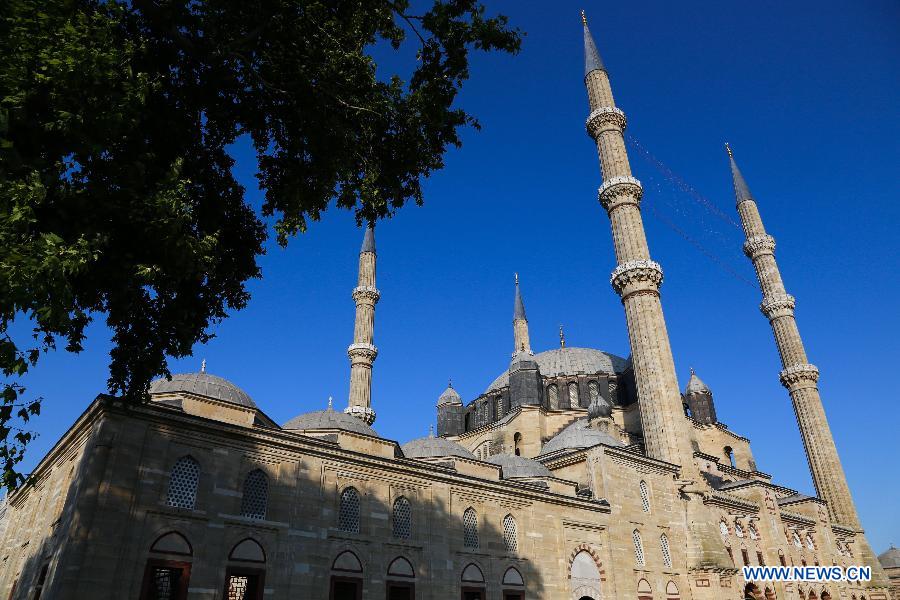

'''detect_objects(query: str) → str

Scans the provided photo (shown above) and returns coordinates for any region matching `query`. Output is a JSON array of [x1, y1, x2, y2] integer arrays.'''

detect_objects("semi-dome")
[[879, 546, 900, 568], [283, 408, 377, 437], [485, 347, 628, 394], [402, 436, 475, 460], [487, 453, 552, 479], [539, 418, 624, 456], [149, 372, 256, 408]]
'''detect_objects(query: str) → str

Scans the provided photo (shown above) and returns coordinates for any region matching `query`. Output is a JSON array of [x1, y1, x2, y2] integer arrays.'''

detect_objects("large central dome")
[[484, 347, 628, 394]]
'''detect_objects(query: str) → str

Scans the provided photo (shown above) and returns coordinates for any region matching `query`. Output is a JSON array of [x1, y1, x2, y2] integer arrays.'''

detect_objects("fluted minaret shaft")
[[728, 147, 860, 528], [513, 275, 531, 353], [346, 227, 379, 425], [582, 20, 693, 466]]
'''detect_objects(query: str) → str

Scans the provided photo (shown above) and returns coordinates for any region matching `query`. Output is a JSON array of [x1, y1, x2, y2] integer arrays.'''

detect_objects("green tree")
[[0, 0, 521, 489]]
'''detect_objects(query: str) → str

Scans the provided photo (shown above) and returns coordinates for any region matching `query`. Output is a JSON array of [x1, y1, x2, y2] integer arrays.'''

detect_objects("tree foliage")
[[0, 0, 520, 489]]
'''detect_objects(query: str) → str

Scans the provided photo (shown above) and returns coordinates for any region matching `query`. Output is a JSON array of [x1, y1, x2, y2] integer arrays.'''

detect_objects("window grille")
[[548, 384, 558, 407], [720, 521, 730, 537], [792, 531, 802, 548], [392, 496, 411, 539], [503, 515, 518, 553], [339, 487, 360, 533], [660, 533, 672, 567], [735, 522, 745, 538], [639, 480, 650, 512], [633, 529, 645, 566], [165, 456, 200, 509], [806, 533, 815, 550], [239, 469, 268, 520], [496, 396, 504, 419], [152, 567, 178, 600], [568, 382, 579, 406], [463, 508, 479, 549], [226, 575, 249, 600], [589, 381, 600, 403], [749, 523, 760, 540]]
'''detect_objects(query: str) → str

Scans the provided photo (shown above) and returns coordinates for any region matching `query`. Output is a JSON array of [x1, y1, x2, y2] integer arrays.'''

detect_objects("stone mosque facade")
[[0, 14, 893, 600]]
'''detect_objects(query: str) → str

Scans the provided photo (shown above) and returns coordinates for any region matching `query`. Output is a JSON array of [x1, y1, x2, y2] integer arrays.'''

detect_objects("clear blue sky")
[[14, 1, 899, 551]]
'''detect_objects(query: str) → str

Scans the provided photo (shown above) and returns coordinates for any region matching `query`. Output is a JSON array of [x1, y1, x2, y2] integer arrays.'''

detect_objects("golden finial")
[[581, 10, 587, 25], [559, 325, 566, 348], [725, 142, 734, 158]]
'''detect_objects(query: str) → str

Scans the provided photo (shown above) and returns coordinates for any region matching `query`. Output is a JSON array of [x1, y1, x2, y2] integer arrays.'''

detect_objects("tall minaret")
[[581, 12, 693, 466], [345, 226, 379, 425], [727, 144, 860, 527], [513, 274, 531, 353]]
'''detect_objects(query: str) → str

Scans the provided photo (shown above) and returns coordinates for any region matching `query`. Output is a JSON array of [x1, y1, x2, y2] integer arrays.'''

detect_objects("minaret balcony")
[[585, 106, 626, 138], [609, 259, 664, 296], [760, 294, 796, 319], [597, 176, 643, 212], [347, 343, 378, 363], [344, 405, 376, 425], [743, 234, 776, 258], [779, 363, 820, 387], [352, 286, 381, 304]]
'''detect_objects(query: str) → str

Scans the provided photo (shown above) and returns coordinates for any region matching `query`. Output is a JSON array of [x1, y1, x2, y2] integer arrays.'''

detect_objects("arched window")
[[331, 551, 363, 600], [792, 531, 802, 548], [239, 469, 268, 520], [749, 522, 760, 540], [660, 533, 672, 567], [568, 382, 580, 407], [683, 402, 692, 417], [588, 381, 600, 404], [633, 529, 645, 566], [666, 581, 680, 599], [392, 496, 411, 540], [724, 446, 736, 468], [461, 563, 485, 596], [639, 480, 651, 513], [503, 566, 524, 598], [720, 520, 730, 538], [638, 578, 653, 600], [805, 533, 815, 550], [513, 432, 522, 456], [548, 384, 559, 409], [165, 456, 200, 509], [140, 532, 193, 600], [571, 550, 601, 598], [735, 521, 745, 538], [503, 514, 518, 554], [463, 508, 479, 549], [338, 487, 360, 533]]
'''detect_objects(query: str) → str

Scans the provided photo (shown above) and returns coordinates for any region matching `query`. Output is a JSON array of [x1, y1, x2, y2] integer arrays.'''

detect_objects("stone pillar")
[[727, 145, 859, 528], [345, 227, 378, 425], [582, 20, 694, 467]]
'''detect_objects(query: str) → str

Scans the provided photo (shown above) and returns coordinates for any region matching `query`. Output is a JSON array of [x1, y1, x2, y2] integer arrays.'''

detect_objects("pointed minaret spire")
[[512, 274, 531, 353], [346, 225, 379, 425], [728, 144, 861, 529], [582, 11, 605, 78], [582, 13, 694, 467]]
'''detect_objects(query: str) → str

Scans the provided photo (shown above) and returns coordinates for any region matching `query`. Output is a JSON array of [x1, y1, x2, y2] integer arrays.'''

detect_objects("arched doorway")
[[331, 551, 363, 600], [139, 531, 193, 600], [386, 556, 415, 600], [570, 550, 602, 600], [461, 563, 485, 600], [224, 538, 266, 600]]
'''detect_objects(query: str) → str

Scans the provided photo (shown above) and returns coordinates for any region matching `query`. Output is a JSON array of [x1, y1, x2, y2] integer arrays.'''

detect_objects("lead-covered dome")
[[879, 546, 900, 568], [540, 418, 624, 456], [283, 408, 377, 437], [402, 436, 475, 460], [487, 453, 552, 479], [149, 372, 256, 408], [485, 347, 628, 394]]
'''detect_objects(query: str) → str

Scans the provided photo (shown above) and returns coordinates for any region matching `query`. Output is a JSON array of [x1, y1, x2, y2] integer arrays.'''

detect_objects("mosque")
[[0, 13, 894, 600]]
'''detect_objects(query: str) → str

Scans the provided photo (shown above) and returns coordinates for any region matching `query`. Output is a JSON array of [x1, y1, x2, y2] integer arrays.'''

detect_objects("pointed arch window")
[[463, 508, 479, 549], [639, 480, 651, 512], [392, 496, 411, 540], [165, 456, 200, 509], [502, 514, 518, 554], [568, 382, 580, 407], [633, 529, 645, 566], [660, 533, 672, 567], [548, 384, 559, 409], [338, 487, 360, 533], [239, 469, 268, 520], [720, 520, 730, 538]]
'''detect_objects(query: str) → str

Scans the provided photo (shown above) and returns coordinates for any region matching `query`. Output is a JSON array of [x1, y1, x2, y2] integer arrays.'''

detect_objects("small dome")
[[540, 418, 624, 456], [685, 369, 710, 395], [402, 436, 475, 460], [283, 409, 377, 436], [879, 546, 900, 568], [437, 384, 462, 406], [485, 347, 628, 394], [149, 372, 256, 408], [487, 453, 552, 479]]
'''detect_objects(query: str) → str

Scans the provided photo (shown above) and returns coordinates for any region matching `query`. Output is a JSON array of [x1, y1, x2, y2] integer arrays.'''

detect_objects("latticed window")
[[548, 384, 558, 407], [633, 529, 645, 566], [749, 523, 760, 540], [568, 382, 579, 406], [720, 521, 730, 537], [805, 533, 815, 550], [660, 533, 672, 567], [502, 514, 518, 554], [239, 469, 268, 520], [589, 381, 600, 403], [165, 456, 200, 509], [392, 496, 411, 539], [792, 531, 802, 548], [463, 508, 479, 549], [639, 480, 650, 513], [735, 522, 745, 538], [496, 396, 504, 419], [339, 487, 360, 533]]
